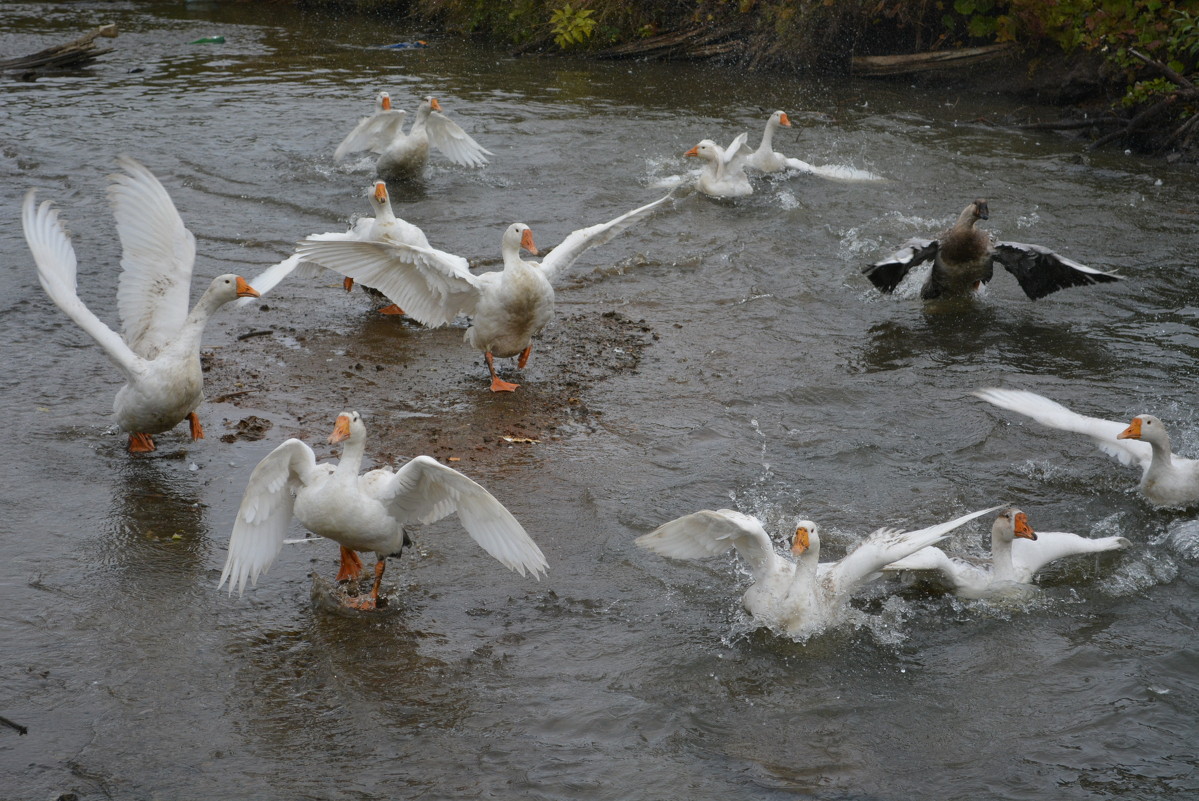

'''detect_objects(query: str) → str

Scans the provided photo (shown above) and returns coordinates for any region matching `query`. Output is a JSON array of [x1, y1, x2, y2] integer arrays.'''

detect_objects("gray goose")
[[863, 199, 1121, 300]]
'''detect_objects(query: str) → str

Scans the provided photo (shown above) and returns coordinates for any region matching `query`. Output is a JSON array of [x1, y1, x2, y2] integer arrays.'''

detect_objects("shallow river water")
[[1, 2, 1197, 799]]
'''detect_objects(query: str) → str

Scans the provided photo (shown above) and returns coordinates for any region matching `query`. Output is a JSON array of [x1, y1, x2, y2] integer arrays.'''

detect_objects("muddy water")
[[2, 2, 1197, 799]]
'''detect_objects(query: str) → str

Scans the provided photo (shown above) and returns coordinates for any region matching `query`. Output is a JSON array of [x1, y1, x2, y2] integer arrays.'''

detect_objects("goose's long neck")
[[989, 528, 1017, 583], [335, 434, 367, 479], [411, 104, 433, 133], [1147, 434, 1175, 470], [166, 286, 226, 357], [953, 205, 979, 232], [759, 118, 778, 153]]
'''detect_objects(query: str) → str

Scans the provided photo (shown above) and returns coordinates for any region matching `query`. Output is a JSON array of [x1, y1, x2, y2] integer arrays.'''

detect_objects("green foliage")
[[550, 4, 597, 49]]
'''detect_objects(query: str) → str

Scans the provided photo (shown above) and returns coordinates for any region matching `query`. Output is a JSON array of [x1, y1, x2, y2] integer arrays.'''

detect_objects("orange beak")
[[235, 276, 261, 298], [381, 95, 392, 111], [329, 414, 352, 444], [374, 181, 388, 203], [779, 112, 792, 127], [1117, 418, 1142, 440], [791, 527, 810, 556], [684, 145, 699, 158], [1013, 512, 1037, 541], [429, 97, 442, 111], [520, 227, 538, 255]]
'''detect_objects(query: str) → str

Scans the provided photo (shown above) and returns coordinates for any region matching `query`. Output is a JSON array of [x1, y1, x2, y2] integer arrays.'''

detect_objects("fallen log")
[[0, 23, 118, 73], [851, 43, 1013, 77]]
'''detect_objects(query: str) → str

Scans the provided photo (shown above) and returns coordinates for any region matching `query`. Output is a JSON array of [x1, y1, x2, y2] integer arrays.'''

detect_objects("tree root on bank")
[[1085, 48, 1199, 155]]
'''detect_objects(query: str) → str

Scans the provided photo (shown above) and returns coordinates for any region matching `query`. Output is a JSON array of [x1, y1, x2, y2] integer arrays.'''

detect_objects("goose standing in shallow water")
[[294, 192, 673, 392], [21, 156, 260, 452], [334, 93, 491, 181], [863, 199, 1121, 301], [685, 135, 754, 198], [883, 507, 1130, 598], [975, 388, 1199, 509], [220, 411, 547, 610], [636, 505, 1000, 638]]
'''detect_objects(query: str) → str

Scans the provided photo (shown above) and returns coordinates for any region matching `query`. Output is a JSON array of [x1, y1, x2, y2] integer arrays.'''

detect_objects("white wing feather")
[[538, 193, 672, 284], [1010, 530, 1130, 578], [293, 238, 482, 326], [22, 190, 144, 381], [974, 388, 1151, 469], [424, 110, 492, 168], [334, 109, 407, 160], [107, 156, 196, 360], [636, 509, 784, 582], [376, 456, 546, 578], [826, 505, 1004, 595], [220, 439, 321, 595]]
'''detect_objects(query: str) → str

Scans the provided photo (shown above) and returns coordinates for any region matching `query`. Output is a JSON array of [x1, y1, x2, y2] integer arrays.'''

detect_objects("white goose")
[[220, 411, 547, 610], [243, 181, 429, 315], [685, 134, 754, 198], [21, 156, 260, 452], [747, 110, 883, 181], [294, 192, 673, 392], [636, 505, 1000, 638], [334, 93, 491, 181], [976, 388, 1199, 509], [883, 507, 1129, 598]]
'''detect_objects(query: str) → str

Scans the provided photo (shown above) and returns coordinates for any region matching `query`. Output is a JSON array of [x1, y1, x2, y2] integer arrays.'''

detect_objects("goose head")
[[791, 520, 820, 557], [1117, 414, 1170, 448], [208, 274, 260, 303], [965, 198, 989, 224], [769, 110, 792, 129], [370, 181, 394, 216], [994, 507, 1037, 543], [501, 223, 538, 257], [377, 91, 392, 111], [684, 140, 721, 163], [419, 96, 442, 114], [328, 410, 366, 445]]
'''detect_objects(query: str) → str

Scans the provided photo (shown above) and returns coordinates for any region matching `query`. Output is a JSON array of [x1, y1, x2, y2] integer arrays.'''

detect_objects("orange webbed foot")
[[489, 376, 521, 392], [187, 411, 204, 441], [378, 304, 405, 315], [128, 432, 156, 453], [517, 345, 532, 370], [343, 277, 355, 292], [336, 546, 365, 582]]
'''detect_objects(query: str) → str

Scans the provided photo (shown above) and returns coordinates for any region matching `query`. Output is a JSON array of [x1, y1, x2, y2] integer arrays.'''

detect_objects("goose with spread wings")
[[21, 156, 260, 452], [684, 134, 754, 198], [746, 110, 883, 182], [294, 192, 673, 391], [863, 199, 1121, 301], [242, 180, 428, 316], [636, 505, 1001, 638], [882, 507, 1129, 598], [334, 92, 491, 181], [975, 388, 1199, 508], [220, 411, 547, 610]]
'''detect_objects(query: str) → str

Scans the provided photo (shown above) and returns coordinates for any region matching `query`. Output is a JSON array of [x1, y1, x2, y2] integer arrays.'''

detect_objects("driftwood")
[[851, 43, 1013, 77], [0, 23, 118, 73]]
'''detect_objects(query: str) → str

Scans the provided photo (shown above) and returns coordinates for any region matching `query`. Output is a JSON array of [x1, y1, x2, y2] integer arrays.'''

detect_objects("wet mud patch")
[[203, 310, 656, 469]]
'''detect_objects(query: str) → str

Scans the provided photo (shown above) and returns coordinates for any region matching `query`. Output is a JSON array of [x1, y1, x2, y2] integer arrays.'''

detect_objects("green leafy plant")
[[550, 4, 597, 49]]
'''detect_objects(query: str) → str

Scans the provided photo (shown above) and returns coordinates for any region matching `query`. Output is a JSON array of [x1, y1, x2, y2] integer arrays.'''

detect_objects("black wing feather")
[[993, 241, 1121, 300], [863, 238, 940, 293]]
